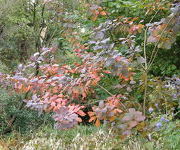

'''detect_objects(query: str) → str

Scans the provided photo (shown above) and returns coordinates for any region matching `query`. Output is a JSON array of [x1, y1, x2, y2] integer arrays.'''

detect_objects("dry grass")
[[0, 126, 148, 150]]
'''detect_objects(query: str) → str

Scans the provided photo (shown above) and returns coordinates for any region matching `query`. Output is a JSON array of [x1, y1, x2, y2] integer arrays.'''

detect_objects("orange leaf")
[[53, 106, 59, 112], [98, 7, 103, 11], [95, 119, 101, 127], [114, 109, 123, 114], [77, 117, 82, 122], [88, 111, 95, 117], [100, 11, 107, 16], [92, 16, 97, 21], [89, 116, 96, 122], [109, 116, 116, 122]]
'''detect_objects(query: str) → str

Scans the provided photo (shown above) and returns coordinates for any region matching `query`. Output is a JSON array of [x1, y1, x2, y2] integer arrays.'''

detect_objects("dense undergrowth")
[[0, 0, 179, 149]]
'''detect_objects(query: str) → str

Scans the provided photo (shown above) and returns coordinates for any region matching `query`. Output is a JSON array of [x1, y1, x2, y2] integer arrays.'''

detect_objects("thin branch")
[[143, 29, 148, 70], [142, 8, 160, 70], [147, 16, 175, 70], [96, 83, 127, 110], [142, 8, 169, 116], [143, 72, 148, 116], [97, 83, 113, 96]]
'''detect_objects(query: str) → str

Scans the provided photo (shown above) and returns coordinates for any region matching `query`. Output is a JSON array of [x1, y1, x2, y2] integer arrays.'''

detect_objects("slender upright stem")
[[143, 72, 148, 116], [143, 25, 148, 116]]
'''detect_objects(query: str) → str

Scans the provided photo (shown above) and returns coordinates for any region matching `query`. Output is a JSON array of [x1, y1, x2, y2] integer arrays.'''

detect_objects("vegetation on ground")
[[0, 0, 179, 149]]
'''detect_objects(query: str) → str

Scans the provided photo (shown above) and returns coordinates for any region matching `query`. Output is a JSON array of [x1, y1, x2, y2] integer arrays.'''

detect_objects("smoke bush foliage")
[[0, 0, 179, 143]]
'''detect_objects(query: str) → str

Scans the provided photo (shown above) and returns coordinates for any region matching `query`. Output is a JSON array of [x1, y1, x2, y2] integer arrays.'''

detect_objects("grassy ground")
[[1, 124, 178, 150], [0, 125, 145, 150]]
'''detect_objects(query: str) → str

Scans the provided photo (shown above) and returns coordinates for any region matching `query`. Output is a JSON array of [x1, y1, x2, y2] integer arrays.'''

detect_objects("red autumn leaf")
[[77, 110, 86, 116], [103, 70, 111, 74], [77, 117, 82, 122], [51, 102, 56, 107]]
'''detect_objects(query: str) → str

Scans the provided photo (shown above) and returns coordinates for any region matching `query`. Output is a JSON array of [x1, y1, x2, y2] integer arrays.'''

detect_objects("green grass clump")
[[1, 124, 179, 150]]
